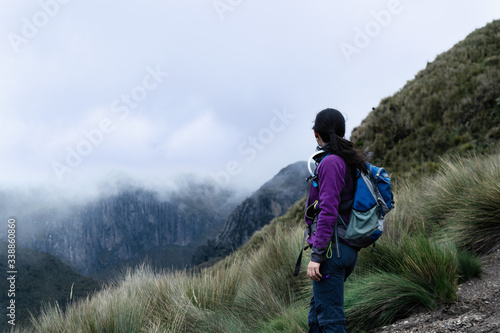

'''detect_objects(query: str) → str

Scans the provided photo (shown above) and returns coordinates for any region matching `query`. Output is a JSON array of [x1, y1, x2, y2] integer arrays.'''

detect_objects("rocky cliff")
[[192, 161, 309, 265], [13, 183, 235, 277]]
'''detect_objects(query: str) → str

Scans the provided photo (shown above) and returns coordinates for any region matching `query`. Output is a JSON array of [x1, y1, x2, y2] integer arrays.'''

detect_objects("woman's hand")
[[307, 261, 322, 281]]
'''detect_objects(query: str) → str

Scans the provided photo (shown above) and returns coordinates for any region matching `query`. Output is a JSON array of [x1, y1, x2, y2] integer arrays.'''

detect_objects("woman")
[[305, 108, 367, 333]]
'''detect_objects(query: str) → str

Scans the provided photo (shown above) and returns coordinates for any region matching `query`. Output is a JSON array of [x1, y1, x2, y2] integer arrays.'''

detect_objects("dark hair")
[[312, 108, 368, 177]]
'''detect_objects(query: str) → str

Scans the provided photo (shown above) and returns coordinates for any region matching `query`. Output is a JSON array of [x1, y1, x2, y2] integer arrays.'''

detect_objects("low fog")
[[0, 170, 249, 242]]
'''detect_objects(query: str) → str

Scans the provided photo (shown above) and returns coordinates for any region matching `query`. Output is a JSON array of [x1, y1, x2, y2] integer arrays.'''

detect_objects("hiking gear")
[[337, 163, 393, 249], [294, 152, 353, 276], [294, 152, 393, 276]]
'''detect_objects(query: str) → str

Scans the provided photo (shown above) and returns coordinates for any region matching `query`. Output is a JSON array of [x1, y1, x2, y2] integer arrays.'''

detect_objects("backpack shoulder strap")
[[338, 165, 356, 214]]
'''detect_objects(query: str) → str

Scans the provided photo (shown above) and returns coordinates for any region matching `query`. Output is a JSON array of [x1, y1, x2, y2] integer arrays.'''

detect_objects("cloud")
[[0, 0, 499, 192], [163, 111, 234, 162]]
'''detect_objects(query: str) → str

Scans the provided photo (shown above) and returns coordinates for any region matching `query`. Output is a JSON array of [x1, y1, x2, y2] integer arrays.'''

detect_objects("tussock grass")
[[423, 154, 500, 254], [233, 226, 309, 325], [345, 272, 436, 332], [29, 265, 155, 333], [399, 236, 458, 302], [21, 221, 310, 333], [184, 256, 243, 311], [256, 303, 309, 333], [457, 250, 482, 283], [381, 180, 429, 240], [368, 235, 458, 302]]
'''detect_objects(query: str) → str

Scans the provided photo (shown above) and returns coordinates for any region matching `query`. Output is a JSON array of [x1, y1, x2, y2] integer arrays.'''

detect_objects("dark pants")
[[308, 241, 358, 333]]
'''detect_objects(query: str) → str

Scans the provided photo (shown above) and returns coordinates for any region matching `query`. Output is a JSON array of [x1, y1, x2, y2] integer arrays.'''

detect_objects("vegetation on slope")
[[15, 152, 498, 332], [351, 20, 500, 179], [0, 244, 102, 332]]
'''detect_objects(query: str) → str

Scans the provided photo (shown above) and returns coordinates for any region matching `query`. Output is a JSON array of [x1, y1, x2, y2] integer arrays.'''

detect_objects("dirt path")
[[376, 249, 500, 333]]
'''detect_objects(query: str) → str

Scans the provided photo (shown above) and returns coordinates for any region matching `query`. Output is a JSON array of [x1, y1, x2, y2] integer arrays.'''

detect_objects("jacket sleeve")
[[310, 155, 346, 263]]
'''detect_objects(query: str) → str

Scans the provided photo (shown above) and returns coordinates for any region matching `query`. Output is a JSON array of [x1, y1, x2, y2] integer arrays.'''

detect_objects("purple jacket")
[[305, 154, 355, 262]]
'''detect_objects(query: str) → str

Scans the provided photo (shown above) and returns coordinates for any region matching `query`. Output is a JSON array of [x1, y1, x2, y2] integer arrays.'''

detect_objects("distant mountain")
[[4, 181, 237, 279], [351, 20, 500, 179], [0, 242, 102, 332], [192, 161, 309, 266]]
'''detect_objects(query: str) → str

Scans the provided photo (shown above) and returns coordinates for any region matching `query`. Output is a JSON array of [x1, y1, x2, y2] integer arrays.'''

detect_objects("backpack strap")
[[293, 152, 329, 277], [294, 174, 315, 277], [334, 165, 357, 258], [337, 166, 357, 229], [293, 227, 309, 276], [293, 220, 316, 276]]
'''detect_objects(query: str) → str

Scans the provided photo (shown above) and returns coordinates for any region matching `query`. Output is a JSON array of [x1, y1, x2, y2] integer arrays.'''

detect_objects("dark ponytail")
[[313, 108, 368, 179]]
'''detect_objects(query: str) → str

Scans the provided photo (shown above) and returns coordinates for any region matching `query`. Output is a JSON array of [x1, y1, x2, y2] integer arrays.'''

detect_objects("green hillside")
[[0, 243, 102, 331], [351, 20, 500, 179]]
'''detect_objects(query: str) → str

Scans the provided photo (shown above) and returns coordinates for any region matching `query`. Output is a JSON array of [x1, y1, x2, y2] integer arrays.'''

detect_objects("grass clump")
[[457, 250, 483, 283], [345, 272, 436, 332], [371, 235, 458, 302], [256, 303, 308, 333], [231, 225, 309, 326], [423, 154, 500, 254], [184, 256, 242, 311]]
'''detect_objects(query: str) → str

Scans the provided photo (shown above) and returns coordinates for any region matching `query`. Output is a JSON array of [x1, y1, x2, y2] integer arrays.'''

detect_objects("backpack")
[[337, 163, 394, 249], [292, 151, 394, 276]]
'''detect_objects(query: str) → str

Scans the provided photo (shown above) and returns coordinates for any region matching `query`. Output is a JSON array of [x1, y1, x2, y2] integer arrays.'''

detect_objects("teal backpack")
[[337, 162, 394, 249]]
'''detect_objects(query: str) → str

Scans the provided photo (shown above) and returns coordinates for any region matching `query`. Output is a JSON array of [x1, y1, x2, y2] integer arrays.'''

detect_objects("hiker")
[[306, 108, 367, 333]]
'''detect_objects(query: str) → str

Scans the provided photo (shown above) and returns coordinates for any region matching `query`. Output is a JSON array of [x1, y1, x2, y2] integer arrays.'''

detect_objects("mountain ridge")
[[192, 161, 309, 266]]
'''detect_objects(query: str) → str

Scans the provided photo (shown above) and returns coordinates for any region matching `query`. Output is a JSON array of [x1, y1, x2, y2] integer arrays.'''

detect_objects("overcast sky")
[[1, 0, 499, 196]]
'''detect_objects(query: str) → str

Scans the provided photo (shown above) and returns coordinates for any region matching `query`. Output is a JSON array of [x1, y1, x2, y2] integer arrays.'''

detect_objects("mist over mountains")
[[0, 176, 240, 278], [0, 161, 309, 280]]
